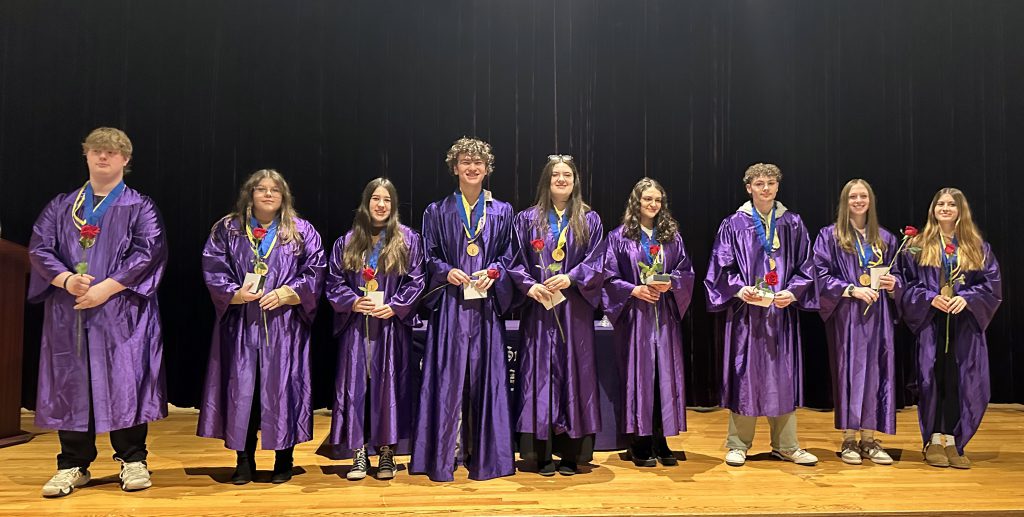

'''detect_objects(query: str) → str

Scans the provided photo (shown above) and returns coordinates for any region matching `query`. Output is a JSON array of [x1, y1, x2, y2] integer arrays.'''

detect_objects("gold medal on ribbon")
[[941, 285, 954, 297], [859, 273, 871, 286], [253, 262, 269, 275], [551, 248, 565, 262], [466, 242, 480, 257], [366, 279, 378, 292], [768, 256, 776, 270]]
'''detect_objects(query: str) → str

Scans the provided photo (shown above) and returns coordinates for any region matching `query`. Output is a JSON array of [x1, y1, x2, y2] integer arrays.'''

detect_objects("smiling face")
[[847, 182, 870, 218], [933, 193, 959, 227], [454, 153, 488, 189], [745, 175, 779, 207], [252, 177, 283, 217], [368, 185, 392, 226], [639, 186, 662, 224], [549, 162, 575, 202]]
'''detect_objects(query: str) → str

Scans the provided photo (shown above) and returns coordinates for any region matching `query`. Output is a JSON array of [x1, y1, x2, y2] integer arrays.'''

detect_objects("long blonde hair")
[[910, 187, 985, 271], [341, 178, 409, 275], [219, 169, 305, 253], [833, 179, 886, 254]]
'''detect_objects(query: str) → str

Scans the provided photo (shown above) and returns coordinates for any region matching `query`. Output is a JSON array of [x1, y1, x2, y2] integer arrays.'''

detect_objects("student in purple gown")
[[410, 138, 516, 482], [603, 178, 695, 467], [704, 163, 819, 467], [898, 188, 1001, 469], [812, 179, 898, 465], [29, 127, 167, 497], [326, 177, 426, 481], [508, 155, 604, 476], [198, 169, 325, 484]]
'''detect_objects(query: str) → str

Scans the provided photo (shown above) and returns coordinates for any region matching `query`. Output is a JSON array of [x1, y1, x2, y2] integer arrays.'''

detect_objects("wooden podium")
[[0, 239, 32, 447]]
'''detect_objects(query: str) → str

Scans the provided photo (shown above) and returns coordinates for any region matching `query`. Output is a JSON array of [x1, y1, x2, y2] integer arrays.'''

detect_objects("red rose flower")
[[531, 239, 545, 252], [80, 224, 100, 239], [252, 227, 268, 240], [903, 225, 918, 237], [649, 244, 661, 256], [944, 243, 956, 255], [487, 268, 500, 280], [362, 267, 375, 282], [764, 270, 779, 286]]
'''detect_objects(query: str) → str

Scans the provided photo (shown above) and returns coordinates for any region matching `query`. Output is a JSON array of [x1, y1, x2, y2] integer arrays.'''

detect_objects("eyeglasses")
[[254, 186, 283, 196], [547, 154, 573, 163]]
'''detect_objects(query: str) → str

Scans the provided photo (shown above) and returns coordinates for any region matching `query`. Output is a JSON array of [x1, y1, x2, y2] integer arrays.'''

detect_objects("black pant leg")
[[57, 429, 98, 470], [110, 423, 149, 463], [934, 315, 962, 436], [533, 433, 553, 464]]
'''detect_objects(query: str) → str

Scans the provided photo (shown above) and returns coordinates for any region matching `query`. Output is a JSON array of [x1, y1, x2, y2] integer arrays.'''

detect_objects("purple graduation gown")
[[897, 242, 1001, 453], [603, 226, 695, 437], [507, 208, 605, 439], [410, 192, 516, 482], [326, 225, 426, 451], [198, 217, 325, 450], [703, 203, 818, 417], [813, 225, 899, 434], [28, 186, 168, 433]]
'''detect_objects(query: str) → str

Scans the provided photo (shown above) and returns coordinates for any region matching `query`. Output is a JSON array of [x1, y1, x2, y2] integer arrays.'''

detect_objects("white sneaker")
[[118, 460, 152, 491], [725, 448, 747, 466], [41, 467, 90, 498], [859, 439, 893, 465], [771, 448, 818, 465], [840, 439, 862, 465]]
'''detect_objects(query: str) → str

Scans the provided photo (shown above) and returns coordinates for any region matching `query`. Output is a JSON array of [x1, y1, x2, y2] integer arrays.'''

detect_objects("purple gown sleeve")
[[325, 234, 360, 335], [388, 229, 427, 325], [27, 196, 70, 303], [704, 218, 745, 312], [508, 210, 540, 297], [107, 197, 167, 298], [601, 230, 636, 326], [488, 207, 516, 316], [565, 211, 606, 309], [813, 227, 847, 322], [784, 215, 818, 310], [896, 251, 937, 334], [283, 221, 326, 324], [201, 221, 242, 316], [668, 237, 695, 320], [957, 243, 1002, 331]]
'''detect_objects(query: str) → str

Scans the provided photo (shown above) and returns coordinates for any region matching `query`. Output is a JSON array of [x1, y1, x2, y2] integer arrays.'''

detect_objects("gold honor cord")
[[70, 182, 117, 230], [245, 223, 279, 274], [551, 208, 569, 262]]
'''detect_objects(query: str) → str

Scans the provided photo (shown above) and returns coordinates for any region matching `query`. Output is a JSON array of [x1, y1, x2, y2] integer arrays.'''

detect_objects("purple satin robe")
[[410, 192, 516, 482], [28, 186, 168, 433], [897, 242, 1001, 453], [197, 217, 325, 450], [325, 225, 426, 451], [703, 204, 818, 417], [813, 225, 899, 434], [603, 226, 695, 437], [507, 208, 605, 439]]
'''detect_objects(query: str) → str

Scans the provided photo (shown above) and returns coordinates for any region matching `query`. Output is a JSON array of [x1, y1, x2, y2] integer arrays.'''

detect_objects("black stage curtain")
[[1, 1, 1019, 412]]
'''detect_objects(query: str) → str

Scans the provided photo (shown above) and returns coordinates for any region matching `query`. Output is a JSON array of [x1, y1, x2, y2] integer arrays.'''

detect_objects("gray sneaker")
[[840, 438, 862, 465], [118, 460, 152, 492], [859, 439, 893, 465], [41, 467, 90, 498]]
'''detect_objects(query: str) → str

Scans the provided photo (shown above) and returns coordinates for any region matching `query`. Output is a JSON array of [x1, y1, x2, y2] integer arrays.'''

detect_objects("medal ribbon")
[[750, 203, 777, 266], [71, 180, 127, 229], [639, 227, 660, 266], [853, 232, 883, 269], [365, 231, 386, 273], [548, 208, 569, 254], [939, 234, 960, 280], [246, 217, 280, 259], [456, 191, 486, 242]]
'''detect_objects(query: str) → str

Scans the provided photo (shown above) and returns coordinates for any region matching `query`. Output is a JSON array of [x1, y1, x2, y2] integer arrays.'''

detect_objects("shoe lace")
[[120, 461, 148, 480], [378, 446, 396, 470], [353, 448, 369, 470], [50, 468, 80, 484]]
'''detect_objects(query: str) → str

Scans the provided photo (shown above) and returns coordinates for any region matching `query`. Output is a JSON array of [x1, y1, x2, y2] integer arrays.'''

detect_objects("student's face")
[[745, 175, 779, 205], [933, 193, 959, 226], [847, 183, 870, 218], [549, 162, 575, 201], [454, 153, 488, 187], [252, 178, 283, 215], [639, 187, 662, 222], [85, 148, 129, 180], [368, 186, 392, 226]]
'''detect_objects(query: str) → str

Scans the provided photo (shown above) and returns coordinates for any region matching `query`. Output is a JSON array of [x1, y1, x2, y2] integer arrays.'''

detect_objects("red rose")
[[764, 271, 779, 286], [903, 225, 918, 237], [487, 268, 500, 280], [80, 224, 100, 239], [650, 245, 661, 256], [531, 239, 545, 252], [944, 243, 956, 255], [362, 267, 375, 282], [252, 227, 268, 240]]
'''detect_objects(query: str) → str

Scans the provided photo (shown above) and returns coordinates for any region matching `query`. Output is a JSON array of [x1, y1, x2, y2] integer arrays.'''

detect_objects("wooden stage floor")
[[1, 405, 1022, 516]]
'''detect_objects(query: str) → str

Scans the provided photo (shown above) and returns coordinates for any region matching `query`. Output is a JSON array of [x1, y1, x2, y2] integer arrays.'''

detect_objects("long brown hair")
[[530, 157, 591, 247], [621, 177, 679, 242], [910, 187, 985, 271], [219, 169, 304, 252], [833, 178, 886, 254], [342, 178, 409, 275]]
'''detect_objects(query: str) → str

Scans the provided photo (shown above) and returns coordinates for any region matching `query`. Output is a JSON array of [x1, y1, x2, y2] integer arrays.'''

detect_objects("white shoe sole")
[[347, 471, 368, 481], [42, 473, 90, 498], [376, 469, 395, 480], [771, 451, 817, 466]]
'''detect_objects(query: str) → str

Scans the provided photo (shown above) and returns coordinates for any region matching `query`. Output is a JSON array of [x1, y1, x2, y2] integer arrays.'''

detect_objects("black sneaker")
[[557, 461, 577, 476], [347, 447, 369, 481], [538, 460, 557, 477], [654, 437, 678, 466], [376, 445, 396, 480]]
